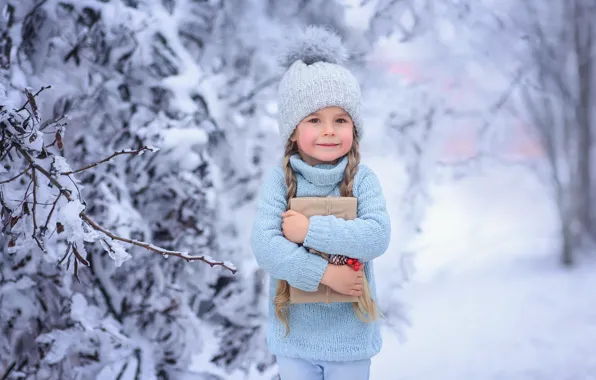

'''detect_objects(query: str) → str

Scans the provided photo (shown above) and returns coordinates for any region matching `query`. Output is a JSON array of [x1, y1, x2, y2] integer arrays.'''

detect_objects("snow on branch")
[[0, 85, 237, 274]]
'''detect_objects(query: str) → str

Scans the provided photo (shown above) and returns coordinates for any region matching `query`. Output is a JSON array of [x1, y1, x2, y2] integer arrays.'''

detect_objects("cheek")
[[340, 129, 354, 147], [297, 128, 318, 145]]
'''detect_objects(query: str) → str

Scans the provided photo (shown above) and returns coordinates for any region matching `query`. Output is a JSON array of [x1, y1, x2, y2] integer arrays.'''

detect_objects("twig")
[[43, 193, 62, 231], [134, 348, 142, 380], [0, 360, 16, 380], [89, 252, 123, 323], [74, 256, 80, 283], [72, 245, 89, 266], [14, 145, 237, 274], [58, 244, 72, 265], [82, 214, 237, 273], [0, 165, 31, 185], [31, 166, 38, 233], [31, 166, 44, 251], [61, 146, 158, 175], [115, 362, 129, 380], [15, 86, 51, 113], [11, 179, 33, 220], [229, 76, 280, 108]]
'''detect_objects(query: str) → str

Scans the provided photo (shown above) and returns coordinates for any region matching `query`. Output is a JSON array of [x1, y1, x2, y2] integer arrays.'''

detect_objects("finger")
[[284, 210, 297, 216]]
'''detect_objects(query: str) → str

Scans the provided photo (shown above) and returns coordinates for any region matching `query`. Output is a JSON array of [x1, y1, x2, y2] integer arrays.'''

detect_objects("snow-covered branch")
[[61, 146, 160, 175], [1, 85, 237, 274]]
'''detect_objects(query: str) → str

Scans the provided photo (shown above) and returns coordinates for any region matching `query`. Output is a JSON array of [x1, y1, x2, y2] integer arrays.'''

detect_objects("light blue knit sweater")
[[251, 154, 391, 362]]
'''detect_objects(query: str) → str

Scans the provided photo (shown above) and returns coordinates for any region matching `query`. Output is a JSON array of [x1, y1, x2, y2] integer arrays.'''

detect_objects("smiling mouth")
[[317, 143, 339, 147]]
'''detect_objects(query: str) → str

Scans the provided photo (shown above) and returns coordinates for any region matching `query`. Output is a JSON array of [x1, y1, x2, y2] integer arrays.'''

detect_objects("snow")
[[373, 258, 596, 380], [368, 163, 596, 380], [100, 238, 132, 267]]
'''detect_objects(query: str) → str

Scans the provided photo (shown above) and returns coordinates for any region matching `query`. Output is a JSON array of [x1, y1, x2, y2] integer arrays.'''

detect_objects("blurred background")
[[1, 0, 595, 379]]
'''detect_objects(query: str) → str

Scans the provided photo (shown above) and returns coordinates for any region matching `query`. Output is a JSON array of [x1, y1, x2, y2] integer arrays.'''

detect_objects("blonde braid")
[[339, 134, 379, 322], [274, 139, 298, 336], [339, 136, 360, 197]]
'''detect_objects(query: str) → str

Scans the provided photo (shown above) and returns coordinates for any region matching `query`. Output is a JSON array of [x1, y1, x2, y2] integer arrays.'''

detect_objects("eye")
[[308, 118, 320, 123], [336, 118, 349, 124]]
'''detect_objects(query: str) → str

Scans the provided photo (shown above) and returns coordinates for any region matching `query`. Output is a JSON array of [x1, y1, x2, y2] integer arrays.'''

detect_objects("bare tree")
[[515, 0, 595, 265], [428, 0, 595, 266]]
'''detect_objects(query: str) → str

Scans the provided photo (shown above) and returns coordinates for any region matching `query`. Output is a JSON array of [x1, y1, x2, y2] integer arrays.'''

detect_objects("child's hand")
[[320, 264, 364, 297], [281, 210, 309, 244]]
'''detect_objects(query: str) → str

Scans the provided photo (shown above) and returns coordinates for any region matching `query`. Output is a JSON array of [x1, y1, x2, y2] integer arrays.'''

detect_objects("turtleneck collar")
[[289, 154, 347, 187]]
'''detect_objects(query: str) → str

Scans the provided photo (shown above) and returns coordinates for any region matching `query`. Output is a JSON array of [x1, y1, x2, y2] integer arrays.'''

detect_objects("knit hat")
[[276, 26, 363, 143]]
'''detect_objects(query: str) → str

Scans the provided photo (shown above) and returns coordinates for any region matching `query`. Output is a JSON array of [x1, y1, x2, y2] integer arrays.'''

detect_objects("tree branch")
[[0, 165, 32, 185], [83, 214, 237, 273], [14, 145, 237, 274], [43, 193, 62, 232], [31, 166, 44, 251], [229, 76, 280, 108], [15, 86, 51, 113], [31, 167, 38, 233], [61, 146, 159, 175], [0, 360, 16, 380]]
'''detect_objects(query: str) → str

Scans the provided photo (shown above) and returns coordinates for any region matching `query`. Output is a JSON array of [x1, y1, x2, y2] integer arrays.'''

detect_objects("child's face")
[[291, 106, 354, 166]]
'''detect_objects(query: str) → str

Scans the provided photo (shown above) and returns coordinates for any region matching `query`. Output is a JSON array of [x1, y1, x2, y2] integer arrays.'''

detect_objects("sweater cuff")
[[304, 215, 332, 253], [293, 253, 329, 292]]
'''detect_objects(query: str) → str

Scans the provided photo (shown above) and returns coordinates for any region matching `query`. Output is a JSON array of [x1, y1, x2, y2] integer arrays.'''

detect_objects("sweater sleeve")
[[303, 165, 391, 262], [251, 167, 329, 292]]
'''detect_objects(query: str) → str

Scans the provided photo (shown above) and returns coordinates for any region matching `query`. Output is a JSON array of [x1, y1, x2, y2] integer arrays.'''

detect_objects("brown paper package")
[[288, 196, 365, 304]]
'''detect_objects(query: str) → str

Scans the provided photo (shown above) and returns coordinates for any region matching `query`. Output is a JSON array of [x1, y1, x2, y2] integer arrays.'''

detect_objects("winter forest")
[[1, 0, 595, 379]]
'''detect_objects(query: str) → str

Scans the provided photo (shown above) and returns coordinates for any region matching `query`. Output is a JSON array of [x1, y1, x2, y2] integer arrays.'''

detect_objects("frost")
[[99, 239, 132, 267], [57, 200, 86, 243], [52, 155, 73, 174], [222, 261, 237, 272]]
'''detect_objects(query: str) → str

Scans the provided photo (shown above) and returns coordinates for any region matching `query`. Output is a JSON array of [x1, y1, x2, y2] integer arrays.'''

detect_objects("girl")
[[251, 26, 391, 380]]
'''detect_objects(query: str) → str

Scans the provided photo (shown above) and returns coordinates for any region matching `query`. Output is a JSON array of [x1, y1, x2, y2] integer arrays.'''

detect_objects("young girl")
[[251, 26, 391, 380]]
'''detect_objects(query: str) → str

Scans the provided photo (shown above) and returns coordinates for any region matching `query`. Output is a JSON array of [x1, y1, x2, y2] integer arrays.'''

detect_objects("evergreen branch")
[[61, 146, 159, 175]]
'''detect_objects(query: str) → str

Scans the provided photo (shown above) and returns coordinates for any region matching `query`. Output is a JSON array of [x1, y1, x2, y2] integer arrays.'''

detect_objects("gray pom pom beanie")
[[276, 26, 363, 143]]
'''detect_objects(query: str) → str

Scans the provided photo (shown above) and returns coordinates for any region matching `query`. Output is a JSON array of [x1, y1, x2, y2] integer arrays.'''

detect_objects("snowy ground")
[[372, 253, 596, 380], [372, 164, 596, 380]]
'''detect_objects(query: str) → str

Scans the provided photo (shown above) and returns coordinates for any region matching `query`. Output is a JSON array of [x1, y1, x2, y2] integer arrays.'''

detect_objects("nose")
[[321, 122, 335, 135]]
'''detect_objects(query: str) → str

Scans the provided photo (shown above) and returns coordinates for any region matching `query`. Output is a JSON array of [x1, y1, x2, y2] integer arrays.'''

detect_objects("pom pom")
[[278, 25, 348, 69]]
